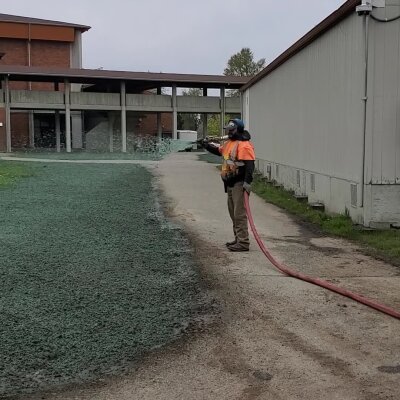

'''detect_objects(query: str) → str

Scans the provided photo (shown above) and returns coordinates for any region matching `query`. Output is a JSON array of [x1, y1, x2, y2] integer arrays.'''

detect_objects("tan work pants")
[[227, 182, 250, 248]]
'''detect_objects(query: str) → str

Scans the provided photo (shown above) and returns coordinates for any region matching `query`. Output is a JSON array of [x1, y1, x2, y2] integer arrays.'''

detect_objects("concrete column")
[[71, 112, 83, 149], [157, 113, 162, 139], [65, 79, 71, 153], [28, 111, 35, 148], [108, 112, 115, 152], [157, 87, 162, 139], [121, 81, 127, 152], [220, 87, 225, 136], [54, 82, 61, 153], [202, 88, 208, 139], [55, 111, 61, 152], [172, 84, 177, 140], [4, 77, 11, 153]]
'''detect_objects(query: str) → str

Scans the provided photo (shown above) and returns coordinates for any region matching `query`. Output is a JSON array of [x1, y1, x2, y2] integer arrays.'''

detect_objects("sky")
[[3, 0, 347, 75]]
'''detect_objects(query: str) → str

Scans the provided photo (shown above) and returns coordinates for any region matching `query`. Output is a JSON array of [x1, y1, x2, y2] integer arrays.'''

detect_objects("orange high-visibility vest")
[[219, 140, 255, 180]]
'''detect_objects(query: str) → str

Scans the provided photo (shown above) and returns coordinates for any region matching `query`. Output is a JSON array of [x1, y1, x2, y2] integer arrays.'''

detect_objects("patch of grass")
[[0, 161, 34, 187], [322, 215, 354, 237], [356, 229, 400, 261], [252, 175, 400, 265]]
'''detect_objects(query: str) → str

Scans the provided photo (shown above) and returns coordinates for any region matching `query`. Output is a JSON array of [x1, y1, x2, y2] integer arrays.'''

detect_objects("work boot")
[[227, 243, 249, 252], [225, 239, 237, 247]]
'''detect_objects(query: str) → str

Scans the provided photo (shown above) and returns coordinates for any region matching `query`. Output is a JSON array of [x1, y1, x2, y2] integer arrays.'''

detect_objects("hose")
[[244, 192, 400, 320]]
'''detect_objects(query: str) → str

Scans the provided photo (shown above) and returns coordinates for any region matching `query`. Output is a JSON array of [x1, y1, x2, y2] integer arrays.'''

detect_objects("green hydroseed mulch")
[[8, 150, 158, 160], [7, 140, 193, 161], [0, 161, 207, 397], [197, 153, 221, 164], [0, 162, 33, 187]]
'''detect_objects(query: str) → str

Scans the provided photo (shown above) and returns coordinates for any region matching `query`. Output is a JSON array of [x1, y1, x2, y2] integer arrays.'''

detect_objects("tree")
[[206, 115, 220, 136], [224, 47, 265, 77], [148, 87, 167, 95], [224, 47, 265, 97], [206, 114, 239, 137], [182, 88, 202, 97], [178, 88, 202, 131]]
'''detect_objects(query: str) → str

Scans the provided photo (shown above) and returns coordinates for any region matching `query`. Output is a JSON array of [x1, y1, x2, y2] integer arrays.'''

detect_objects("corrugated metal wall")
[[246, 1, 400, 226], [248, 13, 366, 180], [363, 0, 400, 226], [366, 1, 400, 185], [247, 13, 365, 218]]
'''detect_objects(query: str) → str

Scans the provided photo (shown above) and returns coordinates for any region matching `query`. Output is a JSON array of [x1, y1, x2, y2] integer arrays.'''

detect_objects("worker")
[[201, 118, 255, 252]]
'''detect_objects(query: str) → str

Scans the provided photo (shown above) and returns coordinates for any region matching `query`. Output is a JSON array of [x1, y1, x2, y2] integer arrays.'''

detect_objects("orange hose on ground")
[[244, 192, 400, 320]]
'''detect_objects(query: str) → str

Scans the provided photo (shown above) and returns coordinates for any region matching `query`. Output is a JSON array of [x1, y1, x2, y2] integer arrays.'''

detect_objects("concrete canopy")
[[0, 65, 249, 92]]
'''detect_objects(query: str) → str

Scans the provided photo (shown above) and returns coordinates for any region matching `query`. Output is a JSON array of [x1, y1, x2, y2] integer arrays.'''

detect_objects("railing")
[[226, 97, 241, 113], [70, 92, 120, 107], [177, 96, 221, 112], [6, 90, 242, 113], [10, 90, 64, 106], [126, 94, 172, 110]]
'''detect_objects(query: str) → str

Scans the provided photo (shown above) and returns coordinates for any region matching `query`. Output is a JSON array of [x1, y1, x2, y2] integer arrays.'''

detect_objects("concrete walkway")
[[29, 152, 400, 400]]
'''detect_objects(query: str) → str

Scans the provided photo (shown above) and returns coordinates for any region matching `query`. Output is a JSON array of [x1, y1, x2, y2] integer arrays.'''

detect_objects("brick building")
[[0, 13, 175, 151], [0, 13, 90, 149], [0, 14, 244, 152]]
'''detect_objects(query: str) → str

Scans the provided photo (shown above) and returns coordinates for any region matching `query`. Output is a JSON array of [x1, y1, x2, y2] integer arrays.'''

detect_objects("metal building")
[[242, 0, 400, 228]]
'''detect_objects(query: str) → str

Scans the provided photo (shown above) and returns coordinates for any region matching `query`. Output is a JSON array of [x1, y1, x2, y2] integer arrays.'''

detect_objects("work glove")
[[196, 137, 208, 148], [243, 182, 252, 194]]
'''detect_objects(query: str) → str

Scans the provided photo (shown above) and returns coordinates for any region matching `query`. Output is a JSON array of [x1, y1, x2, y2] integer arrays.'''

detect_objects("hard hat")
[[224, 118, 244, 134]]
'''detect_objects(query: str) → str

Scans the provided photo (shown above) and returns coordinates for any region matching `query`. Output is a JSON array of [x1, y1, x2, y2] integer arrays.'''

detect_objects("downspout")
[[360, 13, 370, 208]]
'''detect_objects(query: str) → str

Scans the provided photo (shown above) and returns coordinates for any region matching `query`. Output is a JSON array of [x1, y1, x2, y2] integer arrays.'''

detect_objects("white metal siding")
[[364, 184, 400, 228], [363, 1, 400, 226], [248, 13, 365, 221], [243, 90, 250, 130], [247, 2, 400, 226], [249, 13, 365, 184], [366, 2, 400, 184]]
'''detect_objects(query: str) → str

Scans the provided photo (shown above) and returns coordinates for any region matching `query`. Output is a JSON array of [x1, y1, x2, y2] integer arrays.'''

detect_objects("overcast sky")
[[3, 1, 346, 75]]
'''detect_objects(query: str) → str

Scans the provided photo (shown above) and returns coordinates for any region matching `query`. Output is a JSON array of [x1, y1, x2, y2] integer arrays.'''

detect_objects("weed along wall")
[[0, 160, 208, 397]]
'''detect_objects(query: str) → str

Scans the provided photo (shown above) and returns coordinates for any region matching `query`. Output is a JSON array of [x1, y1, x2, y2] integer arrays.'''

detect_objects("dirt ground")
[[24, 152, 400, 400]]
